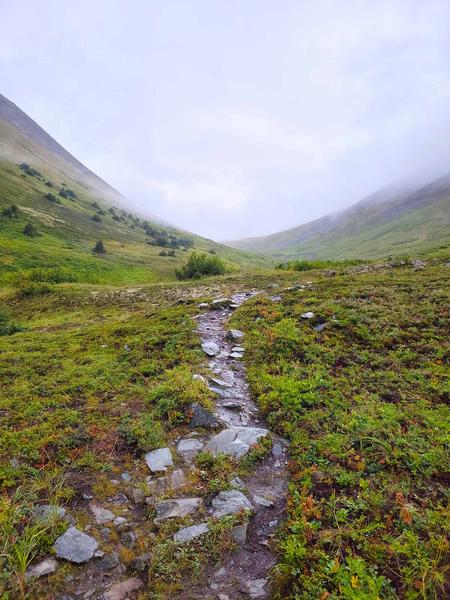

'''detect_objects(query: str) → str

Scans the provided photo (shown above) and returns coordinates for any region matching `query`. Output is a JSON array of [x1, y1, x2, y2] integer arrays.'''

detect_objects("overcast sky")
[[1, 0, 450, 240]]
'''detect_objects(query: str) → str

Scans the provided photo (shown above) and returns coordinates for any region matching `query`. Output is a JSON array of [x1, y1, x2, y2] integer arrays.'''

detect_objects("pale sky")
[[1, 0, 450, 240]]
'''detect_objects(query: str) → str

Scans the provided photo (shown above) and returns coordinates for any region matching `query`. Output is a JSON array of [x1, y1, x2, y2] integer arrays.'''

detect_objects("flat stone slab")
[[231, 523, 248, 544], [53, 527, 98, 563], [189, 402, 219, 429], [232, 346, 245, 353], [173, 522, 209, 544], [25, 557, 58, 579], [211, 490, 253, 518], [89, 503, 115, 524], [203, 426, 269, 459], [104, 578, 143, 600], [253, 495, 274, 507], [229, 352, 244, 359], [144, 447, 173, 472], [210, 377, 233, 388], [202, 341, 220, 356], [154, 498, 202, 522], [177, 438, 204, 462], [244, 579, 268, 598], [227, 329, 245, 341]]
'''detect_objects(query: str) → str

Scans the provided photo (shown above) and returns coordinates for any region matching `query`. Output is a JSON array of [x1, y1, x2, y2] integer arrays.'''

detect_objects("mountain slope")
[[229, 177, 450, 260], [0, 95, 269, 285]]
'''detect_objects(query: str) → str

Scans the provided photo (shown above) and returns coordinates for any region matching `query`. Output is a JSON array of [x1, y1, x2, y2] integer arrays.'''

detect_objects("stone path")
[[25, 289, 289, 600]]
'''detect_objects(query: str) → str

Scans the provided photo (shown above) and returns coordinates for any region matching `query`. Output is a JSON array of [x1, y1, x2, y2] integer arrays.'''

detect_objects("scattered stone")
[[218, 594, 230, 600], [130, 487, 145, 504], [229, 352, 244, 359], [133, 552, 152, 572], [230, 476, 246, 488], [229, 303, 239, 310], [104, 578, 143, 600], [204, 426, 269, 459], [232, 346, 245, 353], [94, 549, 105, 558], [231, 523, 247, 544], [144, 447, 173, 472], [227, 329, 244, 342], [210, 376, 233, 388], [244, 579, 268, 598], [313, 322, 326, 332], [198, 303, 209, 309], [189, 402, 219, 429], [82, 493, 94, 500], [121, 472, 131, 482], [33, 504, 68, 524], [25, 557, 58, 580], [269, 519, 278, 527], [173, 522, 209, 544], [101, 527, 111, 541], [253, 495, 274, 507], [154, 498, 202, 522], [211, 490, 253, 518], [211, 298, 232, 309], [272, 443, 283, 457], [301, 311, 315, 319], [269, 295, 282, 302], [209, 385, 228, 398], [145, 476, 167, 501], [113, 516, 127, 528], [177, 437, 204, 461], [169, 469, 186, 490], [193, 373, 208, 384], [120, 531, 137, 548], [202, 341, 220, 356], [89, 503, 115, 524], [53, 527, 98, 563], [222, 401, 242, 410], [96, 553, 120, 571]]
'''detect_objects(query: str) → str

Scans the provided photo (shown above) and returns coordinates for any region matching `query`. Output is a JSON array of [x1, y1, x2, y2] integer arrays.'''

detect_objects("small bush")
[[2, 204, 19, 218], [175, 253, 225, 280], [0, 312, 24, 336], [118, 414, 164, 452], [93, 240, 106, 254], [23, 223, 37, 237], [44, 192, 60, 204], [59, 187, 77, 200], [91, 214, 102, 223]]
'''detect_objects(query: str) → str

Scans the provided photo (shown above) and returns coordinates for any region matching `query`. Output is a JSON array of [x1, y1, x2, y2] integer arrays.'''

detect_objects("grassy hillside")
[[229, 178, 450, 260]]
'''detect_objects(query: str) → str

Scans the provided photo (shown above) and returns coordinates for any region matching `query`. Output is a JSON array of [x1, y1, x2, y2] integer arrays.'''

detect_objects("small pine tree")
[[93, 240, 106, 253]]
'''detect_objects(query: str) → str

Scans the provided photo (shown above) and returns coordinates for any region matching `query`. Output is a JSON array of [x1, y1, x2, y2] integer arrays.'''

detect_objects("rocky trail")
[[25, 290, 289, 600]]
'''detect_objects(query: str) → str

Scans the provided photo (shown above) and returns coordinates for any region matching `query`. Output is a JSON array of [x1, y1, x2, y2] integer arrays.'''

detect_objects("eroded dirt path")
[[184, 291, 289, 600]]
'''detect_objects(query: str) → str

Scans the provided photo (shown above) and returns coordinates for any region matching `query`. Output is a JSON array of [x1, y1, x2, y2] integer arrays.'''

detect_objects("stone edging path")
[[185, 290, 289, 599]]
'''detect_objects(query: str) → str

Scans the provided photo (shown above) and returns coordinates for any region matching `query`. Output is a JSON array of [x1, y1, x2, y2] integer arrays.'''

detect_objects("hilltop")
[[0, 95, 269, 287], [228, 176, 450, 260]]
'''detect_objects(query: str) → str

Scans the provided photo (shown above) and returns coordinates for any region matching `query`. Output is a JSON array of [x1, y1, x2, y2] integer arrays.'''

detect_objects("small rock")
[[269, 519, 278, 527], [210, 377, 233, 388], [169, 469, 186, 490], [189, 402, 219, 429], [89, 503, 115, 524], [198, 303, 209, 309], [253, 495, 274, 507], [229, 352, 244, 359], [96, 553, 120, 571], [144, 447, 173, 472], [230, 476, 246, 488], [193, 373, 208, 384], [269, 295, 282, 302], [53, 527, 98, 563], [120, 531, 136, 548], [301, 311, 315, 319], [244, 579, 268, 598], [101, 528, 111, 541], [210, 490, 253, 518], [232, 346, 245, 353], [231, 523, 247, 544], [133, 552, 152, 572], [211, 298, 232, 309], [203, 426, 269, 459], [202, 341, 220, 356], [222, 401, 242, 410], [209, 385, 228, 398], [173, 522, 209, 544], [145, 476, 167, 499], [25, 557, 58, 580], [113, 516, 127, 528], [130, 488, 145, 504], [82, 493, 94, 500], [154, 498, 202, 522], [313, 322, 326, 332], [121, 472, 131, 482], [227, 329, 244, 342], [218, 594, 230, 600], [104, 578, 143, 600], [272, 443, 283, 457], [177, 438, 204, 462]]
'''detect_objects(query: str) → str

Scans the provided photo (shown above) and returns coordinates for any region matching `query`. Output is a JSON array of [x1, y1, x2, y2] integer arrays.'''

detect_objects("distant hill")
[[228, 177, 450, 260], [0, 94, 269, 285]]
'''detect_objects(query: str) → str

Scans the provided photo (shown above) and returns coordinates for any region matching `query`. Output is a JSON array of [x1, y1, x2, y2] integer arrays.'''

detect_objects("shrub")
[[0, 312, 24, 336], [44, 192, 60, 204], [2, 204, 19, 218], [93, 240, 106, 254], [23, 223, 37, 237], [175, 253, 225, 280], [59, 188, 77, 200], [91, 214, 102, 223]]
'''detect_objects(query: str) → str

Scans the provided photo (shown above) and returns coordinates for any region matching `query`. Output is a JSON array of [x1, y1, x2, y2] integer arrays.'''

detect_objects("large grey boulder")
[[188, 402, 219, 429], [154, 498, 202, 523], [211, 490, 253, 518], [144, 447, 173, 472], [53, 527, 98, 563], [25, 557, 58, 579], [203, 426, 269, 459], [202, 341, 220, 356], [173, 522, 209, 544], [89, 503, 115, 524]]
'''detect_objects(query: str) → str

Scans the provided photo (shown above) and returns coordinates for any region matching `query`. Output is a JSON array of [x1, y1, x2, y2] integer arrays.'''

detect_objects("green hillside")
[[229, 178, 450, 260], [0, 120, 270, 287]]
